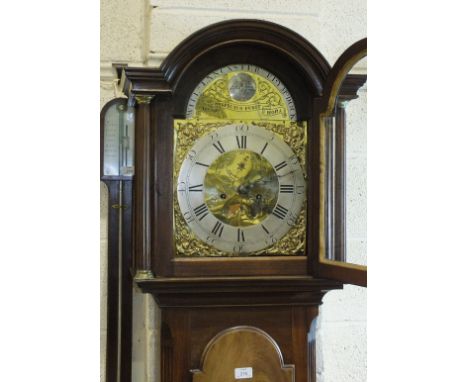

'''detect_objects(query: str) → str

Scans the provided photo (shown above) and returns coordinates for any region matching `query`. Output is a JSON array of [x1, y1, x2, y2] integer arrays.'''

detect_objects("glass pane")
[[344, 60, 367, 266], [103, 101, 135, 176], [317, 39, 366, 286], [323, 57, 367, 267]]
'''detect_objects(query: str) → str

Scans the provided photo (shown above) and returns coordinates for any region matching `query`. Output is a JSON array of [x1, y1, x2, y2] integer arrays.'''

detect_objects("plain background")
[[1, 1, 467, 381]]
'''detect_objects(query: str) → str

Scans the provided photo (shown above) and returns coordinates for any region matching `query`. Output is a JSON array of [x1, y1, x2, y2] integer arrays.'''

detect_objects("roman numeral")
[[260, 142, 268, 155], [211, 221, 224, 237], [280, 185, 294, 193], [195, 161, 209, 167], [272, 204, 288, 220], [193, 203, 209, 221], [261, 224, 270, 234], [237, 229, 245, 242], [236, 135, 247, 149], [212, 141, 225, 154], [189, 184, 203, 192], [274, 161, 287, 171]]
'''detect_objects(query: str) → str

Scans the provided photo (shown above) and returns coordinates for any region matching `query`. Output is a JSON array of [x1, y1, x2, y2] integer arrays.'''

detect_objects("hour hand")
[[278, 169, 298, 178]]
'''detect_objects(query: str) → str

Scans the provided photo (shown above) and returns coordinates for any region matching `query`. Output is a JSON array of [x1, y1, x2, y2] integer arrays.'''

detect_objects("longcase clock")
[[101, 19, 367, 382]]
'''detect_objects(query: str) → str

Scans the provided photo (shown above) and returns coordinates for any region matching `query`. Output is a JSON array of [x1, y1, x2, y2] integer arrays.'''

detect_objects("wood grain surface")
[[192, 326, 294, 382]]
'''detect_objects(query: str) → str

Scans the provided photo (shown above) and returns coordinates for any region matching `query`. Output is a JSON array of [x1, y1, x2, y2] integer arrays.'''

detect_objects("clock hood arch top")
[[122, 19, 331, 117]]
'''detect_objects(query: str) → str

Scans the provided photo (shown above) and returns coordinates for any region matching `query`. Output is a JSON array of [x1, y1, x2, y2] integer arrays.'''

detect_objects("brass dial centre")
[[203, 150, 279, 227]]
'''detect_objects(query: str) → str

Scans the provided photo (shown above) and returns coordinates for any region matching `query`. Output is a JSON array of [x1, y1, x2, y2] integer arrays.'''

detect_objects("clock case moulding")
[[101, 19, 366, 382]]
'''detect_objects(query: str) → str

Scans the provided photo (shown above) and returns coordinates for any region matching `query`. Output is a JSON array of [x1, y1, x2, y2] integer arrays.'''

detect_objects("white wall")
[[100, 1, 367, 381]]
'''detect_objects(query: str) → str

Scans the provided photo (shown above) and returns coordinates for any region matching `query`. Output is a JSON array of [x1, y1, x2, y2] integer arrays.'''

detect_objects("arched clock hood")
[[121, 19, 331, 119]]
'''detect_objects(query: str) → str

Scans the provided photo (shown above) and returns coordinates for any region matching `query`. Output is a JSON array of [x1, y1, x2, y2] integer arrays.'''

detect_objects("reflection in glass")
[[103, 101, 135, 176], [344, 82, 367, 266], [324, 57, 367, 267]]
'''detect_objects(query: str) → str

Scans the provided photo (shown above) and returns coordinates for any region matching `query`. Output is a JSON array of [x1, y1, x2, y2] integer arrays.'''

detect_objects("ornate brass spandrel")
[[174, 203, 227, 257], [173, 119, 307, 257], [193, 71, 291, 120], [174, 121, 221, 178]]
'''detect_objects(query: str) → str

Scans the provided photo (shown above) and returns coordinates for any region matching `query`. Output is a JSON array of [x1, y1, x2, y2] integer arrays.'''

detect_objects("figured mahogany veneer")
[[192, 326, 294, 382]]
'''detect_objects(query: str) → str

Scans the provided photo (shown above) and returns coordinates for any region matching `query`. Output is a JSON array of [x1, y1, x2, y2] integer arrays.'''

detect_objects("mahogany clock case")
[[121, 19, 340, 279], [101, 19, 367, 382]]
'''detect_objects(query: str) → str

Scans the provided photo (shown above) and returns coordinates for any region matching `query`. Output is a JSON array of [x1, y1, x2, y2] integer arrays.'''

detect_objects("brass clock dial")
[[204, 149, 278, 227], [177, 123, 305, 254]]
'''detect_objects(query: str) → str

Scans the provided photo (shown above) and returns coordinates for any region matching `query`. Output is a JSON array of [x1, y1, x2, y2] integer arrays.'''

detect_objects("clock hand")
[[278, 169, 298, 178], [238, 178, 272, 193]]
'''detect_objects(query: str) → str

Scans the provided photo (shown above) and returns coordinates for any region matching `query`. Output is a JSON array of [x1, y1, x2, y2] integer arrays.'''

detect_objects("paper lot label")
[[235, 367, 253, 379]]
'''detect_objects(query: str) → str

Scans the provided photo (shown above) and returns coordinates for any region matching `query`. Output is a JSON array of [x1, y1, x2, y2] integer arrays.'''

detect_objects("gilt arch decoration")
[[122, 19, 332, 119]]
